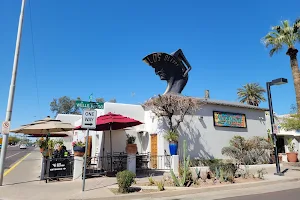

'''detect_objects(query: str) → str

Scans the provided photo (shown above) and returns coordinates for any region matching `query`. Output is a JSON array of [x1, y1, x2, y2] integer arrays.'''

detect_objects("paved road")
[[218, 188, 300, 200], [0, 145, 34, 170]]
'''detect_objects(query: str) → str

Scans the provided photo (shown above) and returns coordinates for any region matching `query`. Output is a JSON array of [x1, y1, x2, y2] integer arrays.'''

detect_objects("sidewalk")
[[0, 154, 299, 200]]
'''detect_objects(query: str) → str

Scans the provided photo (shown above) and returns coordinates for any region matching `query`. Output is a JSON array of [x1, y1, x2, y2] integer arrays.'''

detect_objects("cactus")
[[170, 140, 190, 187], [195, 168, 201, 180], [215, 166, 220, 179]]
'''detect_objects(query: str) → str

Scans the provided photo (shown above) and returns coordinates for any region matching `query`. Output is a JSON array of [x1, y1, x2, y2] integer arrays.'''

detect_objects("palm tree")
[[237, 83, 266, 106], [262, 19, 300, 112]]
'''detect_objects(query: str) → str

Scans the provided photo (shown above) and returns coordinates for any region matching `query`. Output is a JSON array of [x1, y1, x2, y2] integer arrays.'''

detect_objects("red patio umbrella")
[[75, 112, 143, 171]]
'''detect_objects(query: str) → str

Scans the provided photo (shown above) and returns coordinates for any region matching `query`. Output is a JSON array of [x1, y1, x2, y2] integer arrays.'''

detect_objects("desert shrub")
[[116, 170, 136, 193], [221, 136, 272, 166], [156, 180, 165, 191], [209, 162, 237, 181], [256, 168, 267, 179], [148, 175, 155, 186], [189, 158, 222, 167]]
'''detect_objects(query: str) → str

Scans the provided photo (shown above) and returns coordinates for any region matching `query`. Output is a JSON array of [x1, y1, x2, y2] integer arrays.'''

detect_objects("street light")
[[266, 78, 288, 176]]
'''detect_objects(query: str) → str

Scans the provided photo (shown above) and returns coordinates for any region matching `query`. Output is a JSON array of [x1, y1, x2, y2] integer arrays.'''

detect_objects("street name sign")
[[82, 110, 97, 129], [1, 121, 10, 135], [76, 101, 104, 109]]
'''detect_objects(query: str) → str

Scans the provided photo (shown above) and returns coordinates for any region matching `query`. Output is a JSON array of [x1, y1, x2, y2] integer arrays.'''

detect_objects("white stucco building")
[[57, 98, 272, 162], [273, 114, 300, 161]]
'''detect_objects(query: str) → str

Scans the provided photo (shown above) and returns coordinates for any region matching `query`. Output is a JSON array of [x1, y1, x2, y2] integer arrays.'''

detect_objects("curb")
[[75, 177, 300, 200]]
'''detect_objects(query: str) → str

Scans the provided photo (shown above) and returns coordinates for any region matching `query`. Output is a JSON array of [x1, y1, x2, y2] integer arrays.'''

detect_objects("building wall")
[[55, 114, 81, 150], [149, 104, 269, 159], [101, 102, 145, 156], [69, 102, 271, 161]]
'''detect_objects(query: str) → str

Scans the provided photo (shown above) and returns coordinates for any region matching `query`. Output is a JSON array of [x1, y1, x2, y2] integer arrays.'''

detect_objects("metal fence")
[[42, 153, 172, 181]]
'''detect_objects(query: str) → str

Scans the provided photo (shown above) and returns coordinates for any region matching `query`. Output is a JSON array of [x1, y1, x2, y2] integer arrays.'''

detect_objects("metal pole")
[[110, 125, 112, 172], [0, 0, 26, 186], [266, 82, 283, 176], [82, 128, 89, 191]]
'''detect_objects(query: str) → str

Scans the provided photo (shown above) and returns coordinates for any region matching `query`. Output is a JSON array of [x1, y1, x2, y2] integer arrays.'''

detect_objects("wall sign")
[[213, 111, 247, 128]]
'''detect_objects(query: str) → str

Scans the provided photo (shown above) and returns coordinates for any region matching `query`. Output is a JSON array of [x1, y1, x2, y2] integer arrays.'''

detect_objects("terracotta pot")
[[126, 144, 137, 154], [287, 152, 298, 162], [40, 148, 44, 153]]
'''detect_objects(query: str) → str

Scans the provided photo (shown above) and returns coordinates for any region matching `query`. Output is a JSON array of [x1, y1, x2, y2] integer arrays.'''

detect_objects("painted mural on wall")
[[213, 111, 247, 128]]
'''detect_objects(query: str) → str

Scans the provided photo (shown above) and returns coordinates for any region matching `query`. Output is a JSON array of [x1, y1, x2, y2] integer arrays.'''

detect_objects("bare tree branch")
[[143, 94, 205, 131]]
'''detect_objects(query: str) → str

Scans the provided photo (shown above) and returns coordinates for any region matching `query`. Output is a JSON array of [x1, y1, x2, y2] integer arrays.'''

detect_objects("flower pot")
[[42, 149, 53, 157], [287, 152, 298, 162], [169, 141, 178, 156], [40, 148, 44, 153], [73, 146, 85, 157], [126, 144, 137, 154]]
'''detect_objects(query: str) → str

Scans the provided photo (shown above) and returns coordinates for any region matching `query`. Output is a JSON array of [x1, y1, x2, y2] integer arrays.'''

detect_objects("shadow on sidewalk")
[[3, 179, 41, 186], [85, 183, 117, 192]]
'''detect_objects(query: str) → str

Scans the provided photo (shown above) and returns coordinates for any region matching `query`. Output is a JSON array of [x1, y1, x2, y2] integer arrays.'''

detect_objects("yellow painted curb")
[[4, 153, 31, 176]]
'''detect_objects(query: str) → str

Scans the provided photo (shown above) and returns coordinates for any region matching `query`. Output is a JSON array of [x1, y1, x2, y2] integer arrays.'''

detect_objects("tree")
[[262, 19, 300, 112], [50, 96, 81, 116], [142, 94, 205, 132], [8, 136, 20, 145], [96, 98, 117, 103], [280, 113, 300, 131], [50, 96, 117, 117], [237, 83, 266, 106]]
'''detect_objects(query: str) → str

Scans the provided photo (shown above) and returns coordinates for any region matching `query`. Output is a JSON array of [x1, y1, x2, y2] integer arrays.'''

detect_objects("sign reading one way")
[[82, 110, 97, 129]]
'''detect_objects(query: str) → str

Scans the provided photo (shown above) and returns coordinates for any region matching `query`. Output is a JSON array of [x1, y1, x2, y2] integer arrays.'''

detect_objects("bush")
[[116, 170, 136, 193], [189, 158, 222, 167], [221, 136, 272, 166], [209, 162, 237, 181], [156, 180, 165, 191]]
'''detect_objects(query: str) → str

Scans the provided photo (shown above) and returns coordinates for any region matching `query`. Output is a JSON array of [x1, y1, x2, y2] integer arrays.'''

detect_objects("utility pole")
[[0, 0, 26, 186]]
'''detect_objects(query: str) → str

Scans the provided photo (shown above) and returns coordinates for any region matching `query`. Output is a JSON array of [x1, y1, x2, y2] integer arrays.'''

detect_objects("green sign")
[[75, 101, 104, 109]]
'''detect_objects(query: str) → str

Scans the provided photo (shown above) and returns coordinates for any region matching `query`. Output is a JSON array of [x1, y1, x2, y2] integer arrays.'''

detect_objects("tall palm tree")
[[237, 83, 266, 106], [262, 19, 300, 112]]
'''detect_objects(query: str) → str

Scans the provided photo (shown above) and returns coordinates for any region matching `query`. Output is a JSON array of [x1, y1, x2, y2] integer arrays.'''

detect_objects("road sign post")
[[82, 109, 97, 192], [0, 0, 26, 186]]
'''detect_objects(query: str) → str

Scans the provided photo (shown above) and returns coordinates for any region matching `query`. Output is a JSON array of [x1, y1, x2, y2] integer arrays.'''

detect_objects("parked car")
[[19, 144, 27, 149]]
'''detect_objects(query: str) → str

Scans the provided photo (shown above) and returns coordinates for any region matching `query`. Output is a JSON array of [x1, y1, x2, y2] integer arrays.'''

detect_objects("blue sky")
[[0, 0, 299, 130]]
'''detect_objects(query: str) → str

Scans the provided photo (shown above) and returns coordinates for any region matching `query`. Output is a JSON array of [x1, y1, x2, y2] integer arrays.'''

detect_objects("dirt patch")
[[109, 187, 159, 195], [134, 177, 261, 188]]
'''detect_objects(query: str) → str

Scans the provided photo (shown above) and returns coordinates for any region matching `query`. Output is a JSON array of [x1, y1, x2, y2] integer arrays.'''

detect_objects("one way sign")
[[82, 110, 97, 129]]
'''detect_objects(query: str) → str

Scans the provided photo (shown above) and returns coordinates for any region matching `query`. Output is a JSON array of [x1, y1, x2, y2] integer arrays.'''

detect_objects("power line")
[[28, 0, 41, 118]]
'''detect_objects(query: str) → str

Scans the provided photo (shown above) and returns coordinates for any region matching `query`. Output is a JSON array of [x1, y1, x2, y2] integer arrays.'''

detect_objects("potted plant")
[[286, 138, 298, 162], [37, 138, 54, 157], [72, 141, 85, 157], [125, 134, 137, 154], [164, 130, 179, 156], [37, 138, 47, 153]]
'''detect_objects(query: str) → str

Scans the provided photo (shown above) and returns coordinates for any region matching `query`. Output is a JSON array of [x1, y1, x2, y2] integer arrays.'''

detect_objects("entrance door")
[[85, 136, 92, 157], [150, 134, 157, 168]]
